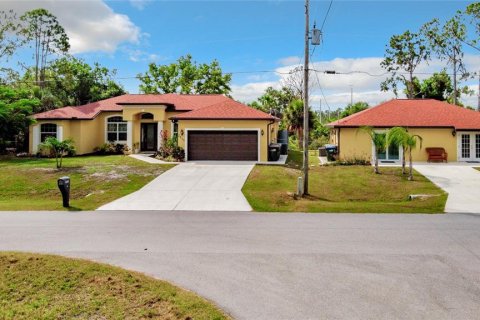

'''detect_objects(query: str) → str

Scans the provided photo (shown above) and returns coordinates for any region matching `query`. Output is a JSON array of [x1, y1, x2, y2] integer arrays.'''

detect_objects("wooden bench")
[[426, 147, 448, 163]]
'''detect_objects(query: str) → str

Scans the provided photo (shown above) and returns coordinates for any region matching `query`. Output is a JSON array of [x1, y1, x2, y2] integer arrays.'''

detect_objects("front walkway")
[[414, 164, 480, 213], [97, 162, 254, 211]]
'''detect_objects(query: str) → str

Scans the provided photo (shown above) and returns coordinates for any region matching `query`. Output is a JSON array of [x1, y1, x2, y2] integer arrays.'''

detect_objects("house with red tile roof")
[[30, 94, 279, 161], [328, 99, 480, 163]]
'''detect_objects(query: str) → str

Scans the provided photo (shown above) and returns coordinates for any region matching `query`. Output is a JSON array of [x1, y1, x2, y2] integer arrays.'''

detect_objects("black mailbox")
[[57, 176, 70, 208]]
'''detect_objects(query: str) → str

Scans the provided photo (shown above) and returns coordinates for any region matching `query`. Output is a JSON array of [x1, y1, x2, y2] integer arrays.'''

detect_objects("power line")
[[320, 0, 333, 31], [311, 69, 463, 77], [312, 62, 330, 111], [12, 68, 304, 84]]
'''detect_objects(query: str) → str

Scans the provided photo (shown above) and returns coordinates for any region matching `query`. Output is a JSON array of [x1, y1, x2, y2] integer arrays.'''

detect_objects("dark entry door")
[[141, 123, 158, 151], [188, 131, 258, 161]]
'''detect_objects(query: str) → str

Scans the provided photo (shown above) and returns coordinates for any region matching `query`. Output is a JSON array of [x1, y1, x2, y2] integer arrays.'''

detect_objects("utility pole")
[[477, 72, 479, 112], [302, 0, 310, 195], [350, 85, 353, 105], [453, 49, 457, 106]]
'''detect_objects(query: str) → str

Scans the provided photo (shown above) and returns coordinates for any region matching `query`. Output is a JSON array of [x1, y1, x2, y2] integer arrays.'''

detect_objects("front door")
[[458, 132, 480, 162], [141, 123, 158, 152]]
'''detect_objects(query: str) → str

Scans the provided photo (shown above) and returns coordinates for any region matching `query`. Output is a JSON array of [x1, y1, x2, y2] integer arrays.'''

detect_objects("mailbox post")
[[57, 176, 70, 208]]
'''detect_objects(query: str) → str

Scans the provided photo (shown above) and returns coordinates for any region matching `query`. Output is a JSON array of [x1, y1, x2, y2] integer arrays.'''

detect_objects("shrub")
[[39, 137, 76, 168], [288, 136, 300, 151], [155, 131, 185, 161], [171, 146, 185, 161], [333, 157, 371, 166], [309, 136, 329, 150], [94, 142, 125, 155]]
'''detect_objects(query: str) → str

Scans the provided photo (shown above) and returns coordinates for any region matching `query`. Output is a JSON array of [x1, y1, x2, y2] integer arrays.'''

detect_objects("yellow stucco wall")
[[29, 112, 122, 155], [176, 119, 279, 162], [336, 127, 458, 162], [122, 105, 166, 121], [29, 110, 279, 161]]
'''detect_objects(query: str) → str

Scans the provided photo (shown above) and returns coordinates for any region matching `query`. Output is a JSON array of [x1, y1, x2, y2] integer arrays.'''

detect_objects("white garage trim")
[[185, 128, 261, 162]]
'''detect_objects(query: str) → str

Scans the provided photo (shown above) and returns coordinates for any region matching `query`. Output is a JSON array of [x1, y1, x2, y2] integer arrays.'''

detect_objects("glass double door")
[[376, 133, 400, 162], [459, 132, 480, 161]]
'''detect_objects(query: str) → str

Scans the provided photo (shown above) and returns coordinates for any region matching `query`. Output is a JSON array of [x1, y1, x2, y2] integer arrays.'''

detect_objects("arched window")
[[40, 123, 57, 142], [107, 116, 127, 142], [141, 113, 154, 120]]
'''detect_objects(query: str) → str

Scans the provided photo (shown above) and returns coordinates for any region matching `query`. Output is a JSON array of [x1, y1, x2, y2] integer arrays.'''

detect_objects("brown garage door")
[[188, 131, 258, 161]]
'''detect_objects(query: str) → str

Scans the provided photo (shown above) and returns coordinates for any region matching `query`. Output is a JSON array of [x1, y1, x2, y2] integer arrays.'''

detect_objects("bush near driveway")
[[0, 155, 174, 211], [243, 151, 447, 213], [0, 252, 228, 320]]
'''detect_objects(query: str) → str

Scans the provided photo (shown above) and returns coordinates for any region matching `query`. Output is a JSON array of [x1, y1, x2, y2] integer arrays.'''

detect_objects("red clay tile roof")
[[34, 95, 125, 120], [114, 94, 231, 111], [328, 99, 480, 130], [33, 94, 250, 120], [169, 99, 277, 120]]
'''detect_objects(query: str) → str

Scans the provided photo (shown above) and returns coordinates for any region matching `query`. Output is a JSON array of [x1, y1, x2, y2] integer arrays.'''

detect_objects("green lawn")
[[243, 151, 447, 213], [0, 155, 174, 211], [0, 252, 228, 320]]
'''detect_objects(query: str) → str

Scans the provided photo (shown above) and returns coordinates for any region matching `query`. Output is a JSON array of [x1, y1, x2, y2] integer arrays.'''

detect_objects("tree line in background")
[[381, 3, 479, 105], [0, 9, 233, 153], [249, 3, 479, 151], [0, 9, 127, 151]]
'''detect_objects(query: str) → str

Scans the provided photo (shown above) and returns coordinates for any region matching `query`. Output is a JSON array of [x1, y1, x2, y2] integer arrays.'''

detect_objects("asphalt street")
[[0, 211, 479, 320]]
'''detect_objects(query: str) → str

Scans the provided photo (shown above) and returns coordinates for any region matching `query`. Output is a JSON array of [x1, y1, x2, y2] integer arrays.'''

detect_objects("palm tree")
[[359, 126, 386, 174], [284, 99, 315, 149], [405, 133, 423, 181], [387, 127, 408, 175], [387, 127, 422, 180]]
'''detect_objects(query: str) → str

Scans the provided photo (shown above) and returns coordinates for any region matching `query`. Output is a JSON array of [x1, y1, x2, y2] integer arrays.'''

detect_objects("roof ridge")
[[329, 99, 392, 126]]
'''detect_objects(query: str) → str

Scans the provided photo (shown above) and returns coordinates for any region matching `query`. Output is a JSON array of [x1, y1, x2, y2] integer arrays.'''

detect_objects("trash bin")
[[57, 176, 70, 208], [277, 130, 289, 155], [324, 144, 338, 161], [318, 146, 327, 157], [268, 143, 281, 161]]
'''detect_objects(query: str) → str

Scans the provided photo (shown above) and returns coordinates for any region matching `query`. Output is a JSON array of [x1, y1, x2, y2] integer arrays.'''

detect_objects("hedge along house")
[[30, 94, 280, 162], [328, 99, 480, 163]]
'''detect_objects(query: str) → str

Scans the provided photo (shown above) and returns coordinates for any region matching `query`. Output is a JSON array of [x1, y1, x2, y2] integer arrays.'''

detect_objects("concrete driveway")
[[414, 164, 480, 213], [97, 162, 254, 211], [0, 211, 479, 320]]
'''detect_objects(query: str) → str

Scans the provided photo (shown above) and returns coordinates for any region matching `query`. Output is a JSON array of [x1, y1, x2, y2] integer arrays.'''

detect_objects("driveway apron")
[[415, 165, 480, 213], [97, 162, 254, 211]]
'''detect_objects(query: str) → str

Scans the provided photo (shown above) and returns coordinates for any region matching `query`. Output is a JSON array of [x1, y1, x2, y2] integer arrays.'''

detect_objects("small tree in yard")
[[40, 137, 75, 169], [359, 126, 386, 174], [387, 127, 422, 181], [387, 127, 408, 175]]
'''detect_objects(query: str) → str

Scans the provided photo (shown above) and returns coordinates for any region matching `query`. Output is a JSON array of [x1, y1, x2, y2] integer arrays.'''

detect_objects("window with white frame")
[[107, 116, 127, 142], [40, 123, 57, 142]]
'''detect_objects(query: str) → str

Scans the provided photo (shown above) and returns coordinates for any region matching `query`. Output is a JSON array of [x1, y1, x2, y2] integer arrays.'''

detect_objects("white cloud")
[[232, 54, 480, 108], [129, 0, 151, 10], [124, 48, 164, 63], [231, 81, 281, 103], [0, 0, 141, 54], [278, 56, 302, 66]]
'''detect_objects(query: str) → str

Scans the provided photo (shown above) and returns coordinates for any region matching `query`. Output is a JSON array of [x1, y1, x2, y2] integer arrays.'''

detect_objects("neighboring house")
[[30, 94, 279, 161], [328, 99, 480, 163]]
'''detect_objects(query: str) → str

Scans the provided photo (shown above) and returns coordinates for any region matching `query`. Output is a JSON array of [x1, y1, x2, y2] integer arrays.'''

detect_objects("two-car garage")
[[187, 130, 259, 161]]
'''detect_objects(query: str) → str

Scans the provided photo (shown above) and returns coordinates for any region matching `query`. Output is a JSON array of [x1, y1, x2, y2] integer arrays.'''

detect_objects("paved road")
[[1, 211, 480, 319], [98, 162, 254, 211], [415, 165, 480, 213]]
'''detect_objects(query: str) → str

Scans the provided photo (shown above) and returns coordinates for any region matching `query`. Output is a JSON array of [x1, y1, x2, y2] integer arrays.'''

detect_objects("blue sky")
[[2, 0, 478, 108]]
